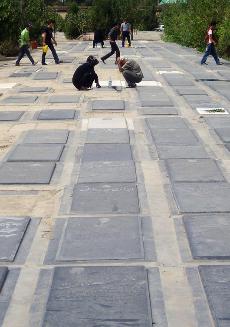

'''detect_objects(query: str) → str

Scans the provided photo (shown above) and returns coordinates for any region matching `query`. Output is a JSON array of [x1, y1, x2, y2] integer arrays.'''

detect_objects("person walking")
[[101, 23, 120, 64], [15, 23, 36, 66], [72, 55, 101, 91], [118, 57, 143, 88], [121, 19, 131, 47], [41, 20, 60, 65], [201, 21, 222, 65]]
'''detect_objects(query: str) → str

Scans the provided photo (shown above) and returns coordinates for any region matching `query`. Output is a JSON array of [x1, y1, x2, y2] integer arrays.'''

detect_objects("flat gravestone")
[[184, 214, 230, 259], [0, 267, 8, 291], [71, 183, 139, 214], [204, 117, 230, 128], [166, 159, 225, 182], [0, 217, 30, 261], [172, 182, 230, 213], [225, 143, 230, 152], [62, 78, 72, 83], [0, 111, 24, 121], [146, 117, 188, 129], [0, 162, 56, 184], [1, 96, 37, 104], [33, 72, 58, 80], [18, 87, 49, 93], [56, 216, 143, 261], [86, 128, 129, 143], [23, 130, 69, 144], [37, 110, 76, 120], [48, 95, 80, 103], [175, 87, 207, 95], [157, 145, 209, 159], [78, 161, 136, 183], [92, 100, 125, 111], [150, 128, 199, 145], [140, 107, 178, 115], [199, 265, 230, 326], [10, 72, 32, 77], [141, 98, 173, 107], [43, 266, 151, 326], [215, 128, 230, 143], [166, 78, 194, 86], [183, 94, 211, 103], [8, 144, 64, 162], [82, 144, 133, 162]]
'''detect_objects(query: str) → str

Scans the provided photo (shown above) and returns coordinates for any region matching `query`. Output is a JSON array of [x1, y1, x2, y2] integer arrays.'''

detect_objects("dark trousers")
[[16, 45, 34, 65], [93, 40, 104, 48], [101, 41, 120, 62], [123, 70, 142, 86], [42, 42, 59, 64], [72, 72, 97, 90], [201, 43, 220, 64], [122, 31, 131, 47]]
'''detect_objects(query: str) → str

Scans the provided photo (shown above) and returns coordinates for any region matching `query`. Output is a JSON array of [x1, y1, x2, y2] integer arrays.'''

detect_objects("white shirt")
[[208, 28, 213, 44], [121, 22, 131, 32]]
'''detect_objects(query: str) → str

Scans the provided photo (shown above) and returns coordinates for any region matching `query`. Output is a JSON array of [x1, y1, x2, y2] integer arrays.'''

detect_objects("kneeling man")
[[118, 57, 143, 88]]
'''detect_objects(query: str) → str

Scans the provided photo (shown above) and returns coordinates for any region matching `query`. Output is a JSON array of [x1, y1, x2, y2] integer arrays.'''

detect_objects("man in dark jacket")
[[41, 20, 60, 65], [72, 56, 101, 90], [101, 23, 120, 64], [201, 21, 222, 65]]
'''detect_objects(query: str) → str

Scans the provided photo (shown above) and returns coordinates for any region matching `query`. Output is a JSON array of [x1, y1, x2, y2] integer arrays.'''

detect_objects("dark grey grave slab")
[[1, 96, 37, 104], [56, 216, 143, 261], [37, 110, 76, 120], [82, 144, 133, 162], [146, 117, 188, 129], [0, 162, 56, 184], [78, 161, 136, 183], [175, 86, 207, 95], [215, 128, 230, 143], [183, 94, 211, 103], [0, 217, 30, 261], [10, 72, 32, 77], [86, 128, 129, 143], [157, 145, 209, 159], [0, 267, 8, 291], [92, 100, 125, 111], [18, 87, 49, 93], [71, 183, 139, 214], [140, 107, 178, 115], [150, 128, 199, 145], [184, 214, 230, 259], [166, 159, 225, 182], [205, 117, 230, 128], [43, 266, 152, 326], [8, 144, 64, 162], [62, 78, 72, 83], [172, 182, 230, 213], [33, 72, 58, 80], [166, 78, 194, 86], [199, 265, 230, 326], [225, 143, 230, 152], [141, 98, 173, 107], [48, 95, 80, 103], [23, 130, 69, 144], [0, 111, 24, 121]]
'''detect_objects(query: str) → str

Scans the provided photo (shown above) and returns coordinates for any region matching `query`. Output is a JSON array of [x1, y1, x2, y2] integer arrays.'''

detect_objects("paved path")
[[0, 33, 230, 327]]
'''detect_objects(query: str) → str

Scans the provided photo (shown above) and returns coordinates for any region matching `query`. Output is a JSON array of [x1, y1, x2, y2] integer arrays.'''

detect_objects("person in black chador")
[[101, 23, 120, 64], [93, 29, 104, 48], [72, 56, 101, 90], [41, 19, 60, 65]]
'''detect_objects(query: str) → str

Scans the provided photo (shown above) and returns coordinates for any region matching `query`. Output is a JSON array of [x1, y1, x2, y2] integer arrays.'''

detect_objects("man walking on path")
[[41, 20, 60, 65], [101, 23, 120, 64], [201, 21, 222, 65], [121, 19, 131, 47], [15, 23, 36, 66], [118, 57, 143, 88]]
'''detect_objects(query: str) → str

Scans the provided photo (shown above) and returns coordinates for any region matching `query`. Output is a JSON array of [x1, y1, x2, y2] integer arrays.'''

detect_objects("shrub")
[[0, 40, 19, 56]]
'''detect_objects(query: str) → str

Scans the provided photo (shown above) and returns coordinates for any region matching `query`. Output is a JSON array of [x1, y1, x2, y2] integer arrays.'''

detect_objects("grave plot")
[[37, 110, 77, 120], [71, 183, 139, 214], [48, 216, 146, 261], [174, 86, 208, 96], [22, 130, 69, 144], [182, 94, 211, 104], [0, 111, 24, 121], [199, 265, 230, 327], [48, 95, 81, 104], [42, 266, 152, 326], [7, 144, 64, 162], [91, 100, 125, 111], [166, 159, 225, 182], [183, 214, 230, 259], [17, 87, 49, 93], [164, 76, 195, 86], [82, 144, 133, 162], [33, 72, 58, 80], [86, 128, 130, 144], [214, 128, 230, 143], [139, 107, 178, 115], [0, 162, 56, 184], [0, 217, 30, 261], [172, 182, 230, 213], [88, 117, 127, 129], [62, 77, 72, 83], [9, 72, 32, 78], [1, 96, 38, 104], [146, 117, 189, 129], [138, 89, 173, 107], [204, 117, 230, 128], [138, 48, 153, 56], [157, 145, 209, 159], [149, 128, 199, 145]]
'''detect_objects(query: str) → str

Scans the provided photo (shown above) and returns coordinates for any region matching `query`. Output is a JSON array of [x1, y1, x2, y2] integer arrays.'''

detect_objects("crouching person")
[[118, 57, 143, 88], [72, 56, 101, 90]]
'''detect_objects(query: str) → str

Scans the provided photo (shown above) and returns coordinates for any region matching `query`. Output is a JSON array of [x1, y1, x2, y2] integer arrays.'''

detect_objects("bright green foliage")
[[162, 0, 230, 58]]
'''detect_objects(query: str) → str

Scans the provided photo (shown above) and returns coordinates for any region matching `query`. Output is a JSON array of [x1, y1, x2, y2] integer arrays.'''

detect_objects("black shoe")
[[201, 62, 208, 65], [217, 62, 223, 65], [15, 63, 20, 66], [101, 58, 106, 64], [42, 63, 47, 65], [127, 83, 136, 88]]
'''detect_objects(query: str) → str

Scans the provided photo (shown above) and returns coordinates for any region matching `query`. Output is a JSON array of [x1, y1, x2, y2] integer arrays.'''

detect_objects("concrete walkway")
[[0, 33, 230, 327]]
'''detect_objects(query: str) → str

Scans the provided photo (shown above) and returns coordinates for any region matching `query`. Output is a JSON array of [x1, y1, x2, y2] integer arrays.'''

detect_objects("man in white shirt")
[[118, 57, 143, 88], [201, 21, 222, 65], [120, 19, 131, 47]]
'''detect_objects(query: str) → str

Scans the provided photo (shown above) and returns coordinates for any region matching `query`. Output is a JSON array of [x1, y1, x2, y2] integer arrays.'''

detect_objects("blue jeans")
[[201, 43, 220, 64], [16, 45, 34, 65], [42, 42, 59, 64]]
